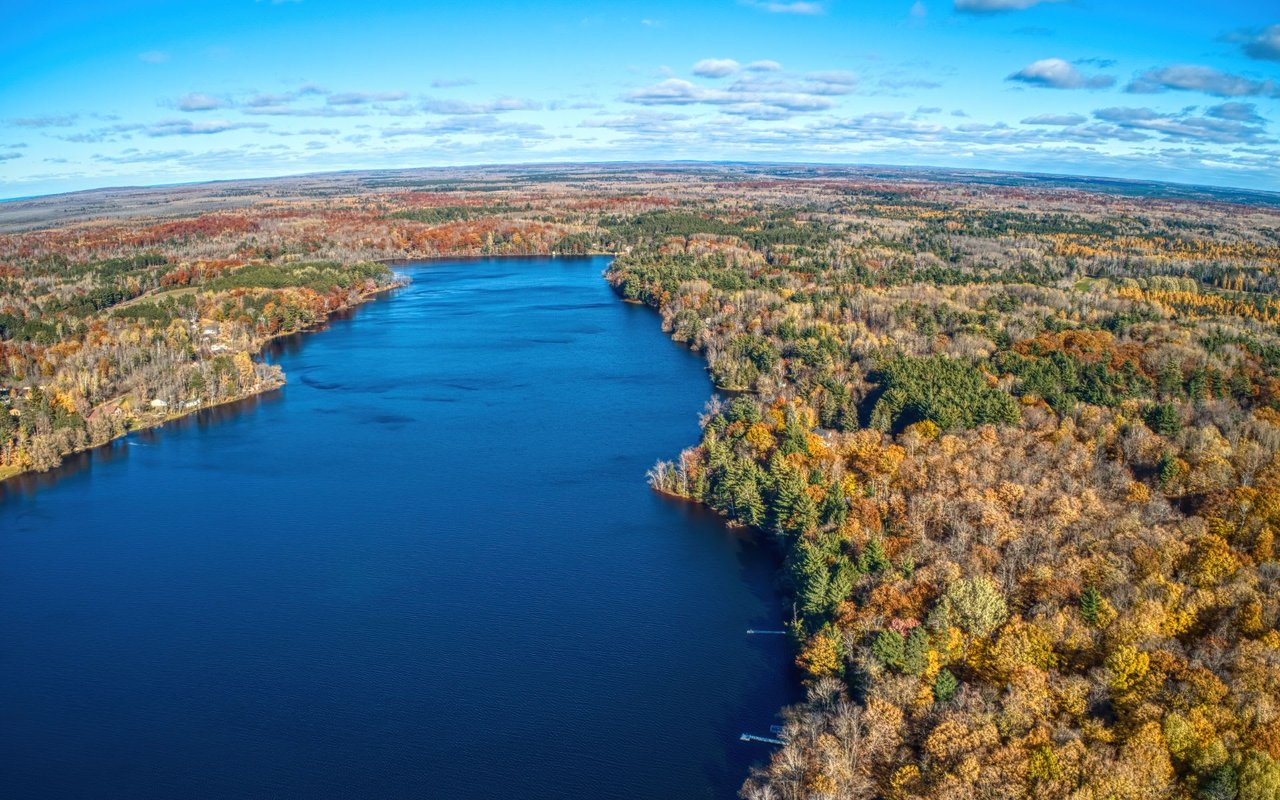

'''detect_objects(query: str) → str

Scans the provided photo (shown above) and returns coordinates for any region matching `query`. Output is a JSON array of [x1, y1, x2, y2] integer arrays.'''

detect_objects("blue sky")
[[2, 0, 1278, 197]]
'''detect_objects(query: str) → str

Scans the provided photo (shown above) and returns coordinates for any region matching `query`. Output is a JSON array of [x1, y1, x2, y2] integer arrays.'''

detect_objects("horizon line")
[[5, 159, 1280, 207]]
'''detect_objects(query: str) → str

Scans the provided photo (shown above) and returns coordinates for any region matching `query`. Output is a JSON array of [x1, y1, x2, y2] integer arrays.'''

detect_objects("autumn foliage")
[[5, 165, 1280, 798]]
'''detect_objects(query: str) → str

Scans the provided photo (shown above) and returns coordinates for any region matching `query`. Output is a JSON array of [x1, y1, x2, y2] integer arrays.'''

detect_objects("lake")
[[0, 257, 797, 799]]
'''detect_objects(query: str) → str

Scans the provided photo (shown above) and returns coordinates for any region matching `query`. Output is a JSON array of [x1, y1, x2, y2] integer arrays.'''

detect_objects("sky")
[[2, 0, 1278, 198]]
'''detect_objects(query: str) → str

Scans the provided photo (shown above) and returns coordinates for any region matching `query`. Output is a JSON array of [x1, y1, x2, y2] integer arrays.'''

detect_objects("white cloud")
[[627, 79, 726, 104], [144, 119, 266, 137], [1021, 113, 1087, 125], [548, 99, 604, 110], [242, 105, 365, 117], [268, 127, 341, 137], [955, 0, 1063, 12], [1008, 58, 1114, 89], [743, 1, 825, 15], [221, 84, 417, 116], [421, 97, 542, 114], [692, 59, 741, 78], [1126, 65, 1280, 98], [381, 116, 547, 138], [1206, 102, 1264, 124], [1225, 24, 1280, 62], [580, 111, 692, 134], [177, 93, 225, 112], [1093, 106, 1270, 145], [93, 149, 192, 164], [8, 115, 78, 128], [626, 69, 855, 118], [879, 77, 943, 90], [327, 91, 409, 105], [628, 78, 833, 113], [746, 60, 783, 72], [804, 70, 857, 90]]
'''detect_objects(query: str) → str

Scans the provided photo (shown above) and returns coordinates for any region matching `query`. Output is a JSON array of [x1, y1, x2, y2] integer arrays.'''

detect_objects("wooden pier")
[[740, 733, 786, 745]]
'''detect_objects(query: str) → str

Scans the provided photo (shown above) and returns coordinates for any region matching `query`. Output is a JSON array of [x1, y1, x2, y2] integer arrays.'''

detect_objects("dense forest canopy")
[[4, 165, 1280, 799]]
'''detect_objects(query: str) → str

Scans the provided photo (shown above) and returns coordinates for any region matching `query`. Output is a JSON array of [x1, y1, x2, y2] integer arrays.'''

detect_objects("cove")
[[0, 257, 798, 799]]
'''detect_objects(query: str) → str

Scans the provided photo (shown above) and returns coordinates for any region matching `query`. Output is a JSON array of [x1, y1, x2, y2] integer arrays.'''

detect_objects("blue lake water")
[[0, 257, 797, 799]]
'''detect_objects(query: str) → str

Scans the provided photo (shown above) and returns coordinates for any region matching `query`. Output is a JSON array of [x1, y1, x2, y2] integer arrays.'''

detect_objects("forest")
[[604, 170, 1280, 800], [0, 223, 402, 475], [4, 164, 1280, 799]]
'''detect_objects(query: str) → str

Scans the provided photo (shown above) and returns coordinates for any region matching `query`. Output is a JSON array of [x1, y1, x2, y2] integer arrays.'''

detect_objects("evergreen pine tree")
[[902, 627, 930, 675], [934, 669, 959, 703], [1080, 586, 1103, 627], [820, 479, 848, 529], [858, 538, 891, 575], [872, 630, 905, 669]]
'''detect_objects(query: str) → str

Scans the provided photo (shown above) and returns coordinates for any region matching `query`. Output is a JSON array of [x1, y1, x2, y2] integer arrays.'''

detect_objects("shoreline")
[[377, 251, 618, 267], [2, 256, 613, 488], [0, 277, 406, 487], [649, 484, 752, 528]]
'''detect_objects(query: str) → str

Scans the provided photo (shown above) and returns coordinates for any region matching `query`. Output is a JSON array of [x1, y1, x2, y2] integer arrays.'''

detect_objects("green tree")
[[870, 354, 1019, 432], [1239, 751, 1280, 800], [1157, 451, 1184, 488], [858, 538, 892, 575], [1201, 765, 1238, 800], [902, 627, 930, 676], [1146, 402, 1182, 438], [934, 669, 959, 703], [872, 630, 906, 669], [768, 452, 818, 535], [820, 480, 848, 529], [725, 396, 761, 425], [1158, 360, 1183, 399], [1080, 586, 1103, 627], [933, 576, 1008, 638], [791, 539, 833, 621]]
